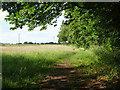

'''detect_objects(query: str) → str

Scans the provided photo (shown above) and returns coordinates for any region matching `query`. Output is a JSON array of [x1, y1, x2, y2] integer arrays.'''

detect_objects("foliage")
[[2, 2, 120, 88], [69, 45, 120, 87], [58, 3, 120, 48], [28, 42, 33, 44], [2, 2, 64, 31], [2, 2, 120, 48], [57, 24, 69, 43], [24, 42, 28, 44]]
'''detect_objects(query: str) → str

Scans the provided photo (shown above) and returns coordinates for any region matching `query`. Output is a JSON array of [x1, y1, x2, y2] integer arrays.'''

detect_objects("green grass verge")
[[69, 45, 120, 87], [2, 46, 75, 88]]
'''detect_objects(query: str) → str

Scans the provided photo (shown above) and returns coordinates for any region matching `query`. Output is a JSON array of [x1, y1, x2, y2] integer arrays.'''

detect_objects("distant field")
[[2, 45, 74, 52], [2, 45, 77, 88]]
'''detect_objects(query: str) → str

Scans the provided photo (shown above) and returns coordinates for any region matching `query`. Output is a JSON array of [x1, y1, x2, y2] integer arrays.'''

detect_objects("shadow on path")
[[25, 60, 119, 90]]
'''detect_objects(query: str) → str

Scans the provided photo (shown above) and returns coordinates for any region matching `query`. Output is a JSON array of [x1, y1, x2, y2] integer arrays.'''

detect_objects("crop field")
[[2, 45, 120, 89]]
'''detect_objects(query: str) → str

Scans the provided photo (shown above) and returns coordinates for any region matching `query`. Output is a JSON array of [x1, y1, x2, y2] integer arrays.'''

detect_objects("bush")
[[70, 45, 120, 81]]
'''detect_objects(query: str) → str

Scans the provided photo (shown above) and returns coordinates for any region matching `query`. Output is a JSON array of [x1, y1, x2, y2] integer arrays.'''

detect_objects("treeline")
[[23, 42, 61, 45]]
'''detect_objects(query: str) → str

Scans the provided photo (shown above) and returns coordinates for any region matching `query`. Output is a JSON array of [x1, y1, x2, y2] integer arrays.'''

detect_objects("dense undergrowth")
[[69, 45, 120, 88]]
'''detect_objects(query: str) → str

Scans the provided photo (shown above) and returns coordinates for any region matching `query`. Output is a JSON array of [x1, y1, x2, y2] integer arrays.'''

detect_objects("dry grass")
[[2, 45, 74, 53]]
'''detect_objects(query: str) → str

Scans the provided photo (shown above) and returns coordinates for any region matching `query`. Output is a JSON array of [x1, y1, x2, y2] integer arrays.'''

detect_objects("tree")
[[58, 2, 120, 48], [2, 2, 119, 30], [2, 2, 120, 48], [2, 2, 65, 30], [24, 41, 28, 44], [57, 24, 69, 43], [28, 42, 33, 44]]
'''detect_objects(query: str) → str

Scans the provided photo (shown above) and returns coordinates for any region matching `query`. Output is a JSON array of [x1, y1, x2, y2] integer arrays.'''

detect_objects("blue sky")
[[0, 10, 65, 44]]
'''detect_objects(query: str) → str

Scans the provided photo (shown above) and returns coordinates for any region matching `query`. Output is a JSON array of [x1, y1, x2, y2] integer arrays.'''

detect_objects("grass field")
[[2, 45, 77, 88], [2, 45, 120, 89]]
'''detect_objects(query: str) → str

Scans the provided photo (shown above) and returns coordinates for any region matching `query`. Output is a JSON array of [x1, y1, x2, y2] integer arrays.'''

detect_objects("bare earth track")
[[28, 60, 111, 90]]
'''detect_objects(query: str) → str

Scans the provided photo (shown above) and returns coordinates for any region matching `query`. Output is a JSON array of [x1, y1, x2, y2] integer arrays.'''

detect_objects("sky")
[[0, 9, 65, 44]]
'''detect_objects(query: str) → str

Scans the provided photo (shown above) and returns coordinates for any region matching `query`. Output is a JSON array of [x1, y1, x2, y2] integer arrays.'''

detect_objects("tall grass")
[[2, 45, 75, 88], [69, 45, 120, 87], [2, 45, 120, 88]]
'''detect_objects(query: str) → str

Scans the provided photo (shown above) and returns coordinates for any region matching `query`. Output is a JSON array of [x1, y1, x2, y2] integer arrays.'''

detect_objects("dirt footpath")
[[36, 60, 109, 90]]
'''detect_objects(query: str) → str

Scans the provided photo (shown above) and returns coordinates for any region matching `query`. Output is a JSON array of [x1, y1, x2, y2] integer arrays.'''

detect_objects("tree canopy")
[[58, 2, 120, 48], [2, 2, 120, 48]]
